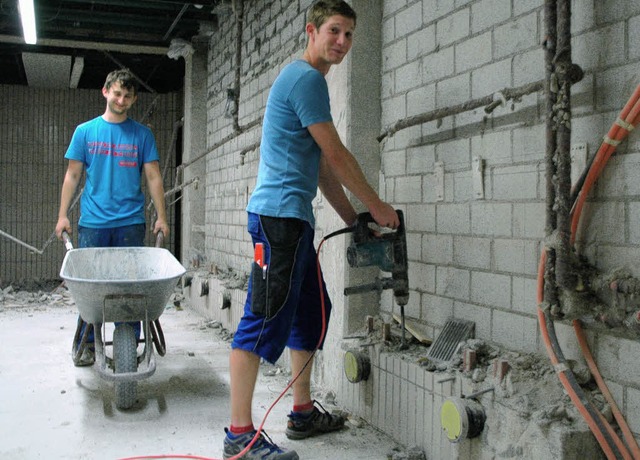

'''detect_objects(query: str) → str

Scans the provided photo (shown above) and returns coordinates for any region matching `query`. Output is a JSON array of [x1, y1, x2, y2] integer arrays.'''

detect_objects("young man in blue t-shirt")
[[55, 69, 169, 366], [223, 1, 400, 459]]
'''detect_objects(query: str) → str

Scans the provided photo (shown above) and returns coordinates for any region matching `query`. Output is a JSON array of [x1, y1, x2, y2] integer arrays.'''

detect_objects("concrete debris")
[[263, 366, 287, 377], [214, 266, 249, 290], [472, 367, 487, 383], [346, 415, 366, 429], [322, 389, 337, 406], [388, 445, 426, 460], [0, 284, 73, 307], [566, 359, 593, 385], [532, 403, 570, 427]]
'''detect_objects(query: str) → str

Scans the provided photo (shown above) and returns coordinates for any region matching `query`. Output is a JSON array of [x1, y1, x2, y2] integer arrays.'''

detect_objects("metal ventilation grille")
[[426, 318, 475, 363]]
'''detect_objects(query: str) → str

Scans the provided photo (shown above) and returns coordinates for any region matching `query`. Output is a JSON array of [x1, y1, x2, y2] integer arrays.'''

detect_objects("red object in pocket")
[[254, 242, 264, 266]]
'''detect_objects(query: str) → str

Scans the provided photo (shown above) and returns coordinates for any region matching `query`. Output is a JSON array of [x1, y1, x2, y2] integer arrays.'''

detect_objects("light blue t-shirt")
[[65, 116, 160, 228], [247, 60, 333, 227]]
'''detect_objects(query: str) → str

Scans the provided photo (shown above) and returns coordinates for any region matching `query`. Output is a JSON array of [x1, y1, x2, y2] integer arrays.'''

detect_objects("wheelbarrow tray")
[[60, 247, 186, 324]]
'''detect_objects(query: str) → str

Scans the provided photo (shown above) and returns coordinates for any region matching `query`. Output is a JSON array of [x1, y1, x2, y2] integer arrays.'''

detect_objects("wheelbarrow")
[[59, 232, 186, 409]]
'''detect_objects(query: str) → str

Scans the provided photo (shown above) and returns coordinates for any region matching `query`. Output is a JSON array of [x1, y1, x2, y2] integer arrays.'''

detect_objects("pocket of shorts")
[[262, 216, 304, 319], [250, 262, 267, 316]]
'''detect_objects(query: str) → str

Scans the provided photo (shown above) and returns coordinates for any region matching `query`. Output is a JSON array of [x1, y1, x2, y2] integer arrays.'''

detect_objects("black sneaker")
[[285, 400, 346, 440], [222, 428, 299, 460]]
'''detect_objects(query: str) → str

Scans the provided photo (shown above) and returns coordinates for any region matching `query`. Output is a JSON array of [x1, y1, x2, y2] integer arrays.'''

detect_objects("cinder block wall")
[[186, 0, 640, 458], [0, 85, 181, 286]]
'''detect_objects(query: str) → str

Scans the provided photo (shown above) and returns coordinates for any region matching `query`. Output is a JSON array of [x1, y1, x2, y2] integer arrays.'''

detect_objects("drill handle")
[[354, 209, 405, 242]]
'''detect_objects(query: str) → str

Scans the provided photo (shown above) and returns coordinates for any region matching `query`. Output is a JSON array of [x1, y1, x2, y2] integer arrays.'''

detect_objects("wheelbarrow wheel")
[[114, 323, 137, 410]]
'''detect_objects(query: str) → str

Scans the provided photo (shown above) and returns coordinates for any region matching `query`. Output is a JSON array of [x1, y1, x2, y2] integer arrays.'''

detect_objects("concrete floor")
[[0, 298, 400, 460]]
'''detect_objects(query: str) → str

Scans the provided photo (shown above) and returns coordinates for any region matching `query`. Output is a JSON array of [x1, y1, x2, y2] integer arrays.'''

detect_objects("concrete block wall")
[[0, 85, 180, 286], [187, 0, 640, 458]]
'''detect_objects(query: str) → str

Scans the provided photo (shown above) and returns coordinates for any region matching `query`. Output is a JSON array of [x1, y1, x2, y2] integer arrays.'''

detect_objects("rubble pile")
[[0, 284, 74, 310]]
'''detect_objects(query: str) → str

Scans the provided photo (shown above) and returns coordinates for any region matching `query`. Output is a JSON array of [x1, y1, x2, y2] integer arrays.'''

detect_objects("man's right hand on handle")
[[369, 201, 400, 230]]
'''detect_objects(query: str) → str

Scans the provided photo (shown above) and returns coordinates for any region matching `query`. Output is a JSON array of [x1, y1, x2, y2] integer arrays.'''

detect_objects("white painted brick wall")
[[455, 31, 492, 72], [436, 8, 470, 46], [493, 12, 538, 58], [471, 0, 510, 32], [453, 235, 491, 269]]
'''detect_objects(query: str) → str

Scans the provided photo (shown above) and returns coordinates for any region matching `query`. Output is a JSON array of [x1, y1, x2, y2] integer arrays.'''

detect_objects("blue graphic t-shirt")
[[65, 116, 159, 228], [247, 60, 333, 227]]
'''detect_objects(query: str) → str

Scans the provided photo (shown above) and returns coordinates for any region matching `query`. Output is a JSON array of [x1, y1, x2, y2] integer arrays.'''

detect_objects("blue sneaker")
[[222, 428, 299, 459], [285, 400, 345, 440]]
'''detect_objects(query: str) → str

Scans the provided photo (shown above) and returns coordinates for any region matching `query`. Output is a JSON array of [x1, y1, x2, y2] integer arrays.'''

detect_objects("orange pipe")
[[542, 84, 640, 459], [571, 84, 640, 236], [536, 307, 620, 459], [574, 320, 640, 459], [537, 250, 625, 458]]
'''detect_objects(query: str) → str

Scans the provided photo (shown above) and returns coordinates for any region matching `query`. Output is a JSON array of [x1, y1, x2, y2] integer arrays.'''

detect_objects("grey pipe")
[[554, 0, 577, 290], [543, 0, 559, 306]]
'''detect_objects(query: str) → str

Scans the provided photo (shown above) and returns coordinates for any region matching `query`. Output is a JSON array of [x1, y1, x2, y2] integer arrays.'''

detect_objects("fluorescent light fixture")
[[19, 0, 37, 45]]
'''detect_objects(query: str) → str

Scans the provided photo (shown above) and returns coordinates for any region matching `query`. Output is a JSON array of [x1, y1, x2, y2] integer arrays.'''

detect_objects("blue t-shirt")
[[65, 116, 160, 228], [247, 60, 333, 226]]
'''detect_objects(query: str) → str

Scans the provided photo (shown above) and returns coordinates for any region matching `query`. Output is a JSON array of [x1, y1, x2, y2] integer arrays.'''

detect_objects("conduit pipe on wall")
[[537, 1, 640, 458], [177, 117, 262, 171], [538, 253, 630, 460], [570, 83, 640, 243], [553, 0, 576, 290], [231, 0, 244, 132], [176, 0, 263, 174], [543, 0, 559, 309], [574, 320, 640, 459], [376, 80, 545, 142], [539, 82, 640, 460]]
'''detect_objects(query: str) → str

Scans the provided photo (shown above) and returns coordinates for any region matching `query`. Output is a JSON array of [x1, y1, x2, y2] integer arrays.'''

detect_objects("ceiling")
[[0, 1, 225, 93]]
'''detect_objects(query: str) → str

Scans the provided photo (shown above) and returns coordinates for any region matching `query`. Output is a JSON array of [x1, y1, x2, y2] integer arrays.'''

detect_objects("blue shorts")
[[231, 213, 332, 364]]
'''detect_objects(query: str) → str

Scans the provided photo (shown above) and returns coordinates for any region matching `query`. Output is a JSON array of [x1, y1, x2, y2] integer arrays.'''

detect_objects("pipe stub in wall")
[[344, 350, 370, 383], [441, 397, 486, 443]]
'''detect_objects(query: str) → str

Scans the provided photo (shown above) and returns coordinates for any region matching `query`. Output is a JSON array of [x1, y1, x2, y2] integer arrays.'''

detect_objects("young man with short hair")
[[56, 68, 169, 366], [222, 2, 399, 458]]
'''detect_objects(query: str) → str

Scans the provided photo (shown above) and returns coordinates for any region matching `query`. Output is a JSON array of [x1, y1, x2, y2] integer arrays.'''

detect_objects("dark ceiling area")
[[0, 1, 222, 93]]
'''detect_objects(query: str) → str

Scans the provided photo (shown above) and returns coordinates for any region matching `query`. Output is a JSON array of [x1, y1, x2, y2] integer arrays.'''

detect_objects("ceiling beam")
[[0, 35, 168, 55]]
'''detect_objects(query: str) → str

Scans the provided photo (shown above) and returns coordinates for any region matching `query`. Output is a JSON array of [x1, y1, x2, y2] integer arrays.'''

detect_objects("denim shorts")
[[231, 213, 332, 364], [78, 224, 146, 248]]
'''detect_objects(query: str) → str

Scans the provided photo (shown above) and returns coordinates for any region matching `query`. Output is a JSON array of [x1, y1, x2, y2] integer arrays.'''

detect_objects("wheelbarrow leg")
[[71, 317, 94, 366], [150, 319, 166, 357]]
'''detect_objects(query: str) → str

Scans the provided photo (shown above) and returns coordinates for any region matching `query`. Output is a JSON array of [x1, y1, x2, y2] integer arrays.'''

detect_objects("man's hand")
[[55, 217, 71, 240], [369, 201, 400, 229], [153, 218, 169, 238]]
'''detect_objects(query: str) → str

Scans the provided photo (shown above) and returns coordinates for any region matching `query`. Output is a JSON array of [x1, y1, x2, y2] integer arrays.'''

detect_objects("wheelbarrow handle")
[[155, 231, 164, 248], [61, 231, 74, 251]]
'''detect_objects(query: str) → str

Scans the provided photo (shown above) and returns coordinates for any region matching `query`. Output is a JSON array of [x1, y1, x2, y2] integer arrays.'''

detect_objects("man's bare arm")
[[309, 121, 399, 228], [55, 160, 84, 239], [144, 161, 169, 237]]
